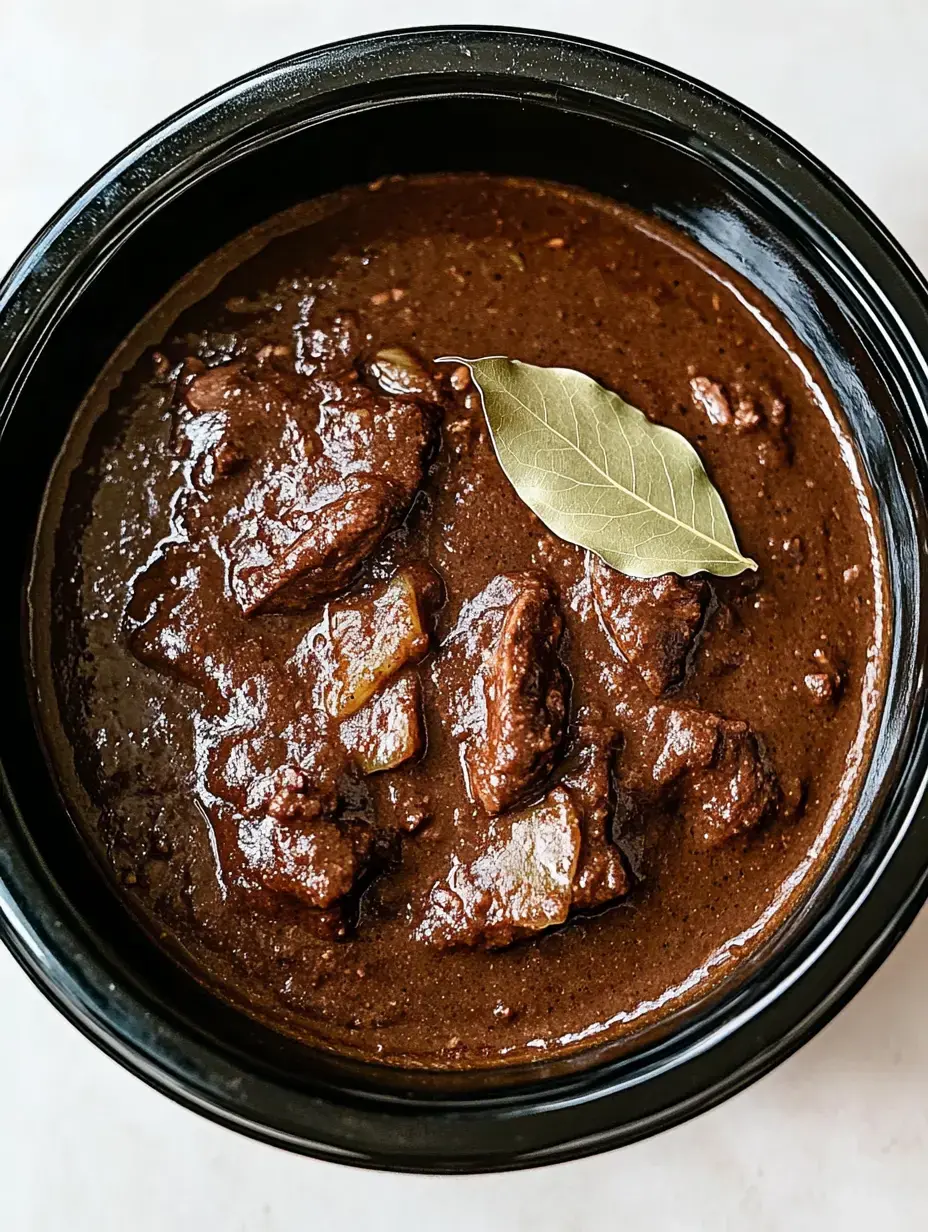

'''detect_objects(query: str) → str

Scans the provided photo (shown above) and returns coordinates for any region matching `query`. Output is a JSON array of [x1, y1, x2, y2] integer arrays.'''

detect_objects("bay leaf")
[[443, 357, 756, 579]]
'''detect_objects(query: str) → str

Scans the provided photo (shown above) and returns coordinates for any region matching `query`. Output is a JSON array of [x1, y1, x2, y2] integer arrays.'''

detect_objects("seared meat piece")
[[311, 376, 435, 507], [455, 572, 568, 815], [227, 379, 435, 613], [231, 475, 399, 614], [202, 726, 371, 910], [127, 544, 207, 686], [417, 787, 581, 949], [125, 543, 243, 692], [179, 357, 304, 485], [240, 812, 372, 909], [562, 730, 628, 910], [169, 353, 437, 614], [637, 705, 778, 848], [590, 553, 708, 695]]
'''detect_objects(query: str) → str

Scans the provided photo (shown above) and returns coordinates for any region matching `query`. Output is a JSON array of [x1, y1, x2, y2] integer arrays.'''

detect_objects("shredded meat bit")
[[690, 376, 732, 426]]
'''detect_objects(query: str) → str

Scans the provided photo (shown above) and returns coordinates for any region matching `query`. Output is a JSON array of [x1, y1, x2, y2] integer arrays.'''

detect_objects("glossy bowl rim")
[[3, 24, 928, 1172]]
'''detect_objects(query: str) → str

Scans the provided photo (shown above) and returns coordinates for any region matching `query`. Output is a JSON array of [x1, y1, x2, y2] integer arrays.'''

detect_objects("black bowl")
[[3, 26, 928, 1173]]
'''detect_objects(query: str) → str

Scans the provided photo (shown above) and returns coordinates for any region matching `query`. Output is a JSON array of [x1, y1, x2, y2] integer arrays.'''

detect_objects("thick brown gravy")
[[31, 174, 886, 1067]]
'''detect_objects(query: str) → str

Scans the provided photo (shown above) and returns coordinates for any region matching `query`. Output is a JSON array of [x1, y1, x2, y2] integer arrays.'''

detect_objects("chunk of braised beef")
[[165, 351, 437, 613], [638, 705, 778, 848], [590, 553, 708, 695], [225, 379, 436, 613], [240, 812, 372, 909], [266, 767, 334, 823], [231, 475, 398, 614], [224, 758, 369, 916], [314, 377, 435, 508], [178, 357, 308, 484], [416, 787, 581, 949], [463, 572, 568, 815], [126, 544, 230, 691], [193, 694, 374, 912], [561, 729, 629, 910]]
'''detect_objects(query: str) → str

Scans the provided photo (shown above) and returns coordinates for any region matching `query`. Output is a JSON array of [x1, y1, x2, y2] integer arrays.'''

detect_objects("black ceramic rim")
[[3, 26, 928, 1173]]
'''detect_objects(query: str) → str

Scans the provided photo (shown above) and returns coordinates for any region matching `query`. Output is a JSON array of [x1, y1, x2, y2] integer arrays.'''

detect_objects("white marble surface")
[[3, 1, 928, 1226]]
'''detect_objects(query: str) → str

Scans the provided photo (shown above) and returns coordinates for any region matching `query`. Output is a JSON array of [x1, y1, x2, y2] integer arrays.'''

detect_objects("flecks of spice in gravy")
[[33, 174, 885, 1068]]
